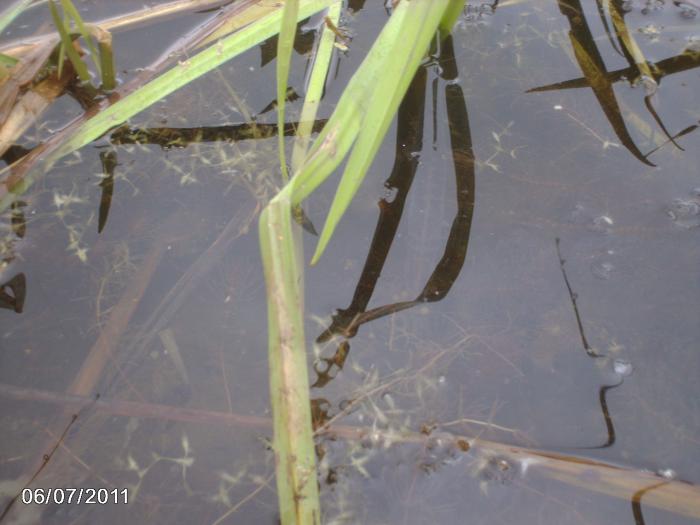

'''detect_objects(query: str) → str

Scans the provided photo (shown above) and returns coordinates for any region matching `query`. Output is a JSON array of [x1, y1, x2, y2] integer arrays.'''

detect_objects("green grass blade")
[[0, 0, 334, 212], [89, 25, 115, 90], [257, 5, 463, 522], [49, 0, 90, 82], [60, 0, 101, 76], [291, 0, 341, 172], [259, 196, 320, 525], [0, 53, 19, 67], [0, 0, 33, 36], [276, 0, 299, 182], [51, 0, 333, 157], [287, 5, 415, 204], [98, 37, 115, 90], [311, 0, 450, 264], [439, 0, 465, 37], [0, 54, 15, 80]]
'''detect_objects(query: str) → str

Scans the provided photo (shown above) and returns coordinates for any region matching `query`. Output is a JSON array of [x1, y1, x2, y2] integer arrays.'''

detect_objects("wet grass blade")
[[0, 53, 18, 81], [290, 0, 341, 236], [1, 0, 232, 59], [49, 0, 90, 82], [259, 197, 320, 525], [302, 0, 458, 264], [569, 34, 654, 166], [284, 5, 415, 208], [258, 4, 461, 519], [597, 0, 623, 57], [198, 0, 286, 48], [291, 0, 341, 172], [555, 0, 654, 166], [48, 0, 333, 157], [608, 0, 654, 82], [0, 64, 73, 156], [0, 39, 58, 125], [89, 24, 115, 90], [276, 0, 299, 182], [0, 0, 334, 211], [0, 0, 32, 36], [0, 54, 18, 68], [60, 0, 101, 77]]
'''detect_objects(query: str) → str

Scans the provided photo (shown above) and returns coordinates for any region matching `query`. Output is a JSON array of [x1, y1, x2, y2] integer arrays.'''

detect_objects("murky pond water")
[[1, 0, 699, 524]]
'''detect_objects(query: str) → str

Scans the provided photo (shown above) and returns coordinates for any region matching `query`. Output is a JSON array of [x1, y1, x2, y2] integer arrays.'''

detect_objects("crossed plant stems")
[[529, 0, 700, 165], [312, 34, 475, 389]]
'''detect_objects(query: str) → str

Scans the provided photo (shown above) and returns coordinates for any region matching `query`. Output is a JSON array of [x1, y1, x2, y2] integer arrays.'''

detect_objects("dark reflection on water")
[[1, 0, 699, 524]]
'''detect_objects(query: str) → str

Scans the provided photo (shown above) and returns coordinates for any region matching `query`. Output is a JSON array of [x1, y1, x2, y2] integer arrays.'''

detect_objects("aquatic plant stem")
[[291, 0, 341, 172], [259, 196, 320, 525], [276, 0, 299, 182]]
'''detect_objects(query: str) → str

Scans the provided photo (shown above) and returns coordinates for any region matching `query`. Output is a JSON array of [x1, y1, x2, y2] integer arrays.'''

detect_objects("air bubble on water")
[[636, 75, 658, 96], [621, 0, 634, 12], [657, 468, 677, 480], [613, 358, 633, 377], [479, 456, 517, 485], [569, 206, 615, 233], [437, 375, 447, 385], [591, 260, 615, 280]]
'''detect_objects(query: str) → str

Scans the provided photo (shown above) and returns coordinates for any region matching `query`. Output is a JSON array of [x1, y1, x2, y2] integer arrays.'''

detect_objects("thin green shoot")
[[49, 0, 90, 82], [59, 0, 101, 77], [291, 0, 341, 172], [276, 0, 299, 182]]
